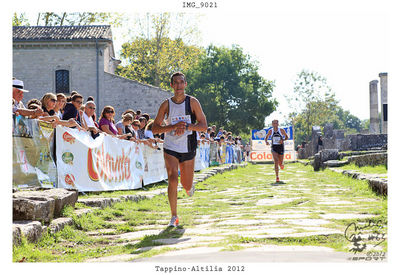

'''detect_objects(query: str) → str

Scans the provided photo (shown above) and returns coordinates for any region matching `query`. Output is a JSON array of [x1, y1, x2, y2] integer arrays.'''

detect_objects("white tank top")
[[271, 128, 284, 145], [163, 96, 197, 153]]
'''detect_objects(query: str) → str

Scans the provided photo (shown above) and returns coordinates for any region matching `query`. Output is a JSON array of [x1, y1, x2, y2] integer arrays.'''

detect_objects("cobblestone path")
[[83, 163, 387, 263]]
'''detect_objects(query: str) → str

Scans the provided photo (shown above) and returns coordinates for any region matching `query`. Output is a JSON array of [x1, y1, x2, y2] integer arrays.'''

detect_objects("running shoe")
[[186, 183, 195, 197], [168, 216, 179, 227], [279, 164, 285, 170], [276, 177, 280, 183]]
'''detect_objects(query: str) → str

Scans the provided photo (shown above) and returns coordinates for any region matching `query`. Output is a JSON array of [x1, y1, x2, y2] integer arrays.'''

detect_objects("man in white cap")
[[12, 78, 43, 117]]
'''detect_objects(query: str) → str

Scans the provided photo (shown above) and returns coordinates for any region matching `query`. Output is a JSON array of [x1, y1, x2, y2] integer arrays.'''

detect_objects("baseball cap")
[[13, 79, 29, 92]]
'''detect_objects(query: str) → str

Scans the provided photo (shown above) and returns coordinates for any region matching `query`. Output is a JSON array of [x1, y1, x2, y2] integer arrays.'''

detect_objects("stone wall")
[[297, 124, 388, 159], [13, 43, 102, 105], [103, 72, 172, 120], [347, 134, 388, 151], [13, 42, 173, 120], [348, 152, 387, 167]]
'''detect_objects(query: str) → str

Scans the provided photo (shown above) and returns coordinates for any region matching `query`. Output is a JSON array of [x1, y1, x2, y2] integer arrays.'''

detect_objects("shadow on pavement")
[[128, 227, 186, 256], [270, 181, 287, 186]]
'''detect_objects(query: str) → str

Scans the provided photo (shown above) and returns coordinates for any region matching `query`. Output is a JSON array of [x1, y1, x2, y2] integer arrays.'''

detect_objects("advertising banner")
[[250, 126, 296, 162], [209, 142, 219, 166], [56, 126, 144, 191], [12, 116, 57, 188], [195, 142, 210, 171], [143, 143, 168, 186]]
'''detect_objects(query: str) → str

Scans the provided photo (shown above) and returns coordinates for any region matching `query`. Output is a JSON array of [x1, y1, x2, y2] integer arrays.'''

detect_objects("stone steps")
[[12, 163, 247, 245], [329, 168, 387, 196]]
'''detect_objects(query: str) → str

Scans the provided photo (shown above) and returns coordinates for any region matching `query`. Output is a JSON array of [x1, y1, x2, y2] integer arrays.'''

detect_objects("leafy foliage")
[[115, 13, 202, 90], [12, 13, 30, 26], [286, 70, 364, 144], [186, 45, 277, 134], [116, 37, 202, 89]]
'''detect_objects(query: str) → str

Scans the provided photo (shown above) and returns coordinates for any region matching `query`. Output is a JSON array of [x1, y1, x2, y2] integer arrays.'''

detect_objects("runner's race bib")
[[170, 115, 192, 136], [272, 136, 282, 145]]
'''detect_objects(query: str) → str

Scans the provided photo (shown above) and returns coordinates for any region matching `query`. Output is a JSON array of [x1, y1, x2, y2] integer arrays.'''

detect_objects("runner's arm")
[[281, 129, 289, 141], [187, 97, 207, 132], [264, 130, 272, 145], [152, 100, 185, 134]]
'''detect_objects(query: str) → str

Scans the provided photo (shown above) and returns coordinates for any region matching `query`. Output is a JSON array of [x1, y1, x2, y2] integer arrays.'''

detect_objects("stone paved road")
[[85, 163, 387, 263]]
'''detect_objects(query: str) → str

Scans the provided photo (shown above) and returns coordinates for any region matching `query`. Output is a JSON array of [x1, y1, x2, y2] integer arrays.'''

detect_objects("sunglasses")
[[50, 98, 57, 103], [105, 110, 114, 113], [74, 100, 83, 104], [87, 106, 96, 110], [133, 124, 140, 127]]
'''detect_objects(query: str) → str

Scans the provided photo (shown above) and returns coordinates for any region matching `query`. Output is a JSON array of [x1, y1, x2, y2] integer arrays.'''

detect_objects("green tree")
[[286, 70, 337, 140], [186, 44, 277, 134], [12, 13, 30, 26], [116, 37, 202, 90], [360, 119, 370, 131], [287, 70, 364, 145], [115, 13, 202, 89]]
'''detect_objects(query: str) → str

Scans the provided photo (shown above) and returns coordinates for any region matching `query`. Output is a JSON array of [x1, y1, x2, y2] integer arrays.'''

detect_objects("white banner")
[[250, 126, 296, 162], [56, 126, 144, 191], [143, 143, 168, 186], [195, 142, 210, 171], [55, 126, 244, 191]]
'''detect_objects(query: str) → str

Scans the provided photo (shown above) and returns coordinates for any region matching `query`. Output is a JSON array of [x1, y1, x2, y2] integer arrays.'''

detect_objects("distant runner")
[[264, 120, 289, 182], [153, 72, 207, 227]]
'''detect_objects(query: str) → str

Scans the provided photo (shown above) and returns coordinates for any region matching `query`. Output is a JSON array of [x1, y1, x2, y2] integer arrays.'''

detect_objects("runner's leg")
[[279, 153, 284, 169], [179, 157, 195, 192], [272, 151, 280, 180], [164, 152, 180, 217]]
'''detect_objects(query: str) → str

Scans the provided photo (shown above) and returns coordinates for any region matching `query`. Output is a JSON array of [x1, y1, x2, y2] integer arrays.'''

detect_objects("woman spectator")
[[135, 110, 141, 120], [206, 127, 212, 139], [131, 119, 140, 139], [27, 103, 42, 119], [209, 131, 216, 142], [116, 113, 134, 136], [142, 113, 150, 122], [40, 93, 57, 116], [137, 117, 147, 139], [27, 98, 42, 109], [144, 120, 155, 139], [62, 93, 84, 126], [99, 106, 130, 139], [54, 93, 66, 118], [122, 109, 136, 118]]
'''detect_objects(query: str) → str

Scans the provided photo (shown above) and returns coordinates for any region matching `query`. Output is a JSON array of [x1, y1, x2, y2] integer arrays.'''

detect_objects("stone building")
[[13, 25, 172, 119]]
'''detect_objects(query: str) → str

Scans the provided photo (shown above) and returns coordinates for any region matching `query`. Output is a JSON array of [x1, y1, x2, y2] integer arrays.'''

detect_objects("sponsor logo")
[[87, 145, 132, 182], [65, 174, 75, 187], [250, 151, 293, 161], [135, 161, 143, 169], [63, 132, 76, 144], [254, 129, 267, 139], [62, 151, 74, 165]]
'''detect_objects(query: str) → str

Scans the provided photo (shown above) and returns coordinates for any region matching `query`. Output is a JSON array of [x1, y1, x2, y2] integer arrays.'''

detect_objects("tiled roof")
[[13, 25, 112, 42]]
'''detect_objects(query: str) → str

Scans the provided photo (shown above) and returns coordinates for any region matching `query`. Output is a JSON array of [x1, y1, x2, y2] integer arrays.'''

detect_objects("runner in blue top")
[[153, 72, 207, 227], [264, 119, 289, 183]]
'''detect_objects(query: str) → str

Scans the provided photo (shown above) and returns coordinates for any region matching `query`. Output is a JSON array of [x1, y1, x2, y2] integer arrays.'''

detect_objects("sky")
[[197, 13, 388, 124], [110, 11, 388, 126], [16, 5, 389, 127]]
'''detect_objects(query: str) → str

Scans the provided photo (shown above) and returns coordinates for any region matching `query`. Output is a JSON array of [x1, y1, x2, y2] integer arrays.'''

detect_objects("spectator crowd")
[[12, 78, 247, 163]]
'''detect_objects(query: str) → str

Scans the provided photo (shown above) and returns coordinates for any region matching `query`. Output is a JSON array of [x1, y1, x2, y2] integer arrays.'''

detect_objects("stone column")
[[379, 73, 388, 134], [369, 80, 379, 134]]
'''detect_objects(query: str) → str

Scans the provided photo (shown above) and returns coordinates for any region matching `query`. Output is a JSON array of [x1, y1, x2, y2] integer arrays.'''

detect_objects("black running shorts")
[[164, 148, 197, 163], [271, 144, 284, 155]]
